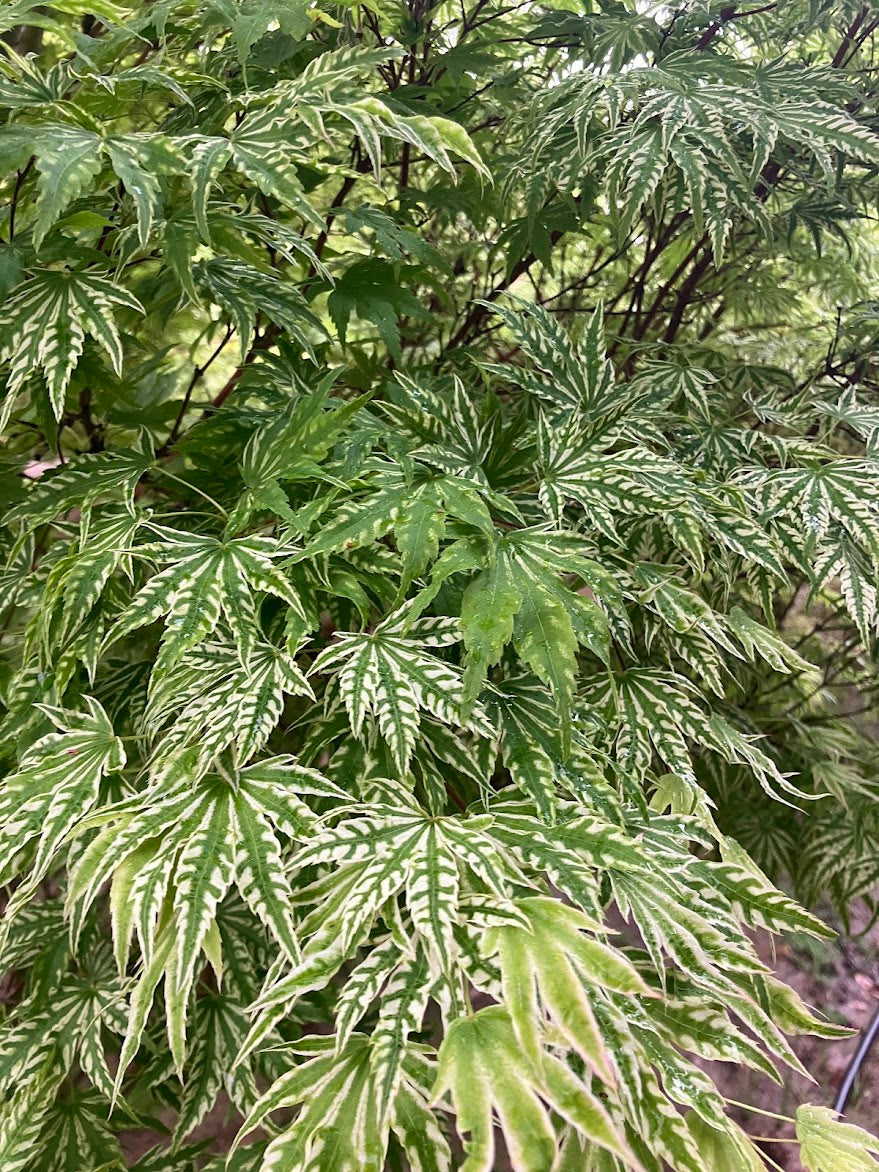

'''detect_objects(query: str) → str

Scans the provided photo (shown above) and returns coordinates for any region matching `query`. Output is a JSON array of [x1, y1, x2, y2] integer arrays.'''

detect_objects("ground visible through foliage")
[[715, 911, 879, 1171]]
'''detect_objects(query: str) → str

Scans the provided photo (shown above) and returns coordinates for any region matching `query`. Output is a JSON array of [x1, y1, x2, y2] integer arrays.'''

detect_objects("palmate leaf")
[[536, 429, 786, 576], [538, 440, 684, 537], [269, 794, 524, 978], [817, 387, 879, 442], [0, 122, 183, 249], [526, 55, 879, 260], [195, 258, 327, 361], [252, 57, 487, 182], [0, 979, 104, 1101], [423, 527, 618, 746], [236, 1035, 451, 1172], [65, 756, 344, 1074], [0, 1056, 64, 1172], [298, 468, 493, 574], [311, 613, 492, 772], [482, 297, 615, 417], [5, 446, 153, 529], [382, 372, 532, 493], [741, 460, 879, 645], [484, 896, 648, 1079], [233, 379, 369, 526], [0, 948, 129, 1132], [0, 270, 144, 420], [1, 124, 101, 251], [174, 991, 248, 1145], [797, 1105, 879, 1171], [0, 698, 124, 902], [71, 755, 343, 969], [29, 1090, 126, 1172], [145, 640, 313, 767], [188, 127, 323, 244], [328, 260, 429, 360], [40, 509, 142, 646], [744, 461, 879, 557], [107, 526, 308, 670], [433, 1006, 634, 1172], [187, 42, 484, 254], [582, 667, 807, 801]]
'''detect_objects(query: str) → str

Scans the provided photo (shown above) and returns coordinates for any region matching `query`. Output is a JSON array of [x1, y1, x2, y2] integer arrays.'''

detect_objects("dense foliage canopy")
[[1, 0, 879, 1168]]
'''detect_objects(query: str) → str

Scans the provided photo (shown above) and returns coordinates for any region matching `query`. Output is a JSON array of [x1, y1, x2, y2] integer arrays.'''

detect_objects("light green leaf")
[[797, 1105, 879, 1171]]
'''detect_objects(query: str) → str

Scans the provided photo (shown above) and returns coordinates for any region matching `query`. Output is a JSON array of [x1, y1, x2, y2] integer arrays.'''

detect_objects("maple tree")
[[1, 0, 879, 1169]]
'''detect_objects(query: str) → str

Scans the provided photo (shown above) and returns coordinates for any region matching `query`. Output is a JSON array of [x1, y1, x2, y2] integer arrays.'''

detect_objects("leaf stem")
[[152, 466, 229, 518], [725, 1097, 795, 1125]]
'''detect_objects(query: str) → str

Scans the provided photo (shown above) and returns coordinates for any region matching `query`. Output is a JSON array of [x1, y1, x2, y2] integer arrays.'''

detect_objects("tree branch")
[[162, 325, 234, 452]]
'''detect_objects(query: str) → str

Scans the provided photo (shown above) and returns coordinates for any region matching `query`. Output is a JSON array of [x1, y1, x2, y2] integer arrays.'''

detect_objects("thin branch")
[[694, 3, 777, 51], [833, 5, 870, 69], [6, 157, 33, 242], [163, 325, 234, 452]]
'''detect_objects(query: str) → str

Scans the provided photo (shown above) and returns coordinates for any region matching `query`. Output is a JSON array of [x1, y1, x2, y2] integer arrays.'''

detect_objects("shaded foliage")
[[1, 0, 879, 1168]]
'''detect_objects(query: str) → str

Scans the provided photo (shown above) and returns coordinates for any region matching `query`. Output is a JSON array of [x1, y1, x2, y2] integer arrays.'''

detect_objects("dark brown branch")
[[661, 250, 714, 344], [163, 325, 234, 452], [694, 4, 777, 51], [7, 158, 33, 243], [833, 5, 870, 68], [78, 388, 102, 453], [444, 226, 568, 352], [310, 174, 357, 269]]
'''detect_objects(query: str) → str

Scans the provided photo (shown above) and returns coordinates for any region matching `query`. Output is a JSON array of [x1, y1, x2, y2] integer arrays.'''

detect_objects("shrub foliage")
[[1, 1, 879, 1169]]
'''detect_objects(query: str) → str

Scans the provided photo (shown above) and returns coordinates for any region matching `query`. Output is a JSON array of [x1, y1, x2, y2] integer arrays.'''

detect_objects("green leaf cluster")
[[1, 2, 879, 1170]]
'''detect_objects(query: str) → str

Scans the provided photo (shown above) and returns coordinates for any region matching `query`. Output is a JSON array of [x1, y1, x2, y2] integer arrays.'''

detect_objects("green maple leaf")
[[797, 1105, 879, 1171], [433, 1006, 632, 1172], [421, 527, 619, 747], [328, 260, 429, 359]]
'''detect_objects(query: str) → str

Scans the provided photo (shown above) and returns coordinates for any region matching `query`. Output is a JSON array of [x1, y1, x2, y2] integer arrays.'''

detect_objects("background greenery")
[[1, 0, 879, 1169]]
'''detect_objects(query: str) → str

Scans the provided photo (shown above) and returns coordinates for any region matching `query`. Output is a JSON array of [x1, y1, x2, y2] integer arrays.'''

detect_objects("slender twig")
[[694, 4, 778, 51], [164, 325, 234, 451], [724, 1098, 794, 1124], [443, 225, 569, 352], [7, 157, 33, 242]]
